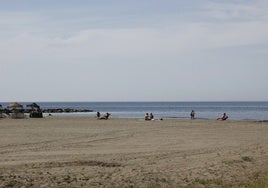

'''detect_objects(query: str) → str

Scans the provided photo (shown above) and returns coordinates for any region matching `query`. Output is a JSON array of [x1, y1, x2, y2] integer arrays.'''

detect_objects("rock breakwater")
[[1, 108, 93, 114]]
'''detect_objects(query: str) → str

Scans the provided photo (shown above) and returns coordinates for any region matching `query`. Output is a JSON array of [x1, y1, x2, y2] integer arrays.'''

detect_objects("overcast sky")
[[1, 0, 268, 102]]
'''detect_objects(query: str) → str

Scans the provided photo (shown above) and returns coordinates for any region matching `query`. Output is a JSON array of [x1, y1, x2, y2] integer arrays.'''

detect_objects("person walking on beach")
[[190, 110, 195, 119]]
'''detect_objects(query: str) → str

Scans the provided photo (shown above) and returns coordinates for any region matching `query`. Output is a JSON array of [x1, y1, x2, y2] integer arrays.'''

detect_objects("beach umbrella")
[[8, 102, 23, 108], [26, 102, 40, 109], [7, 102, 25, 119]]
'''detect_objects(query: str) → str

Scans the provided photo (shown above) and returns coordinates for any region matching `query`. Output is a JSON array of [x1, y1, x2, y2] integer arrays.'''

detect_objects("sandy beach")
[[0, 117, 267, 187]]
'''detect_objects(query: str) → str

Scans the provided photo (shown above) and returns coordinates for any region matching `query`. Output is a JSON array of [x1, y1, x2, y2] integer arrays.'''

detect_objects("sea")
[[1, 101, 268, 121]]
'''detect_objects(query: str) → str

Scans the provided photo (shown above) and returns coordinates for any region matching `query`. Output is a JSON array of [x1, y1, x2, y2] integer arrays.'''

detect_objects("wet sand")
[[0, 117, 268, 187]]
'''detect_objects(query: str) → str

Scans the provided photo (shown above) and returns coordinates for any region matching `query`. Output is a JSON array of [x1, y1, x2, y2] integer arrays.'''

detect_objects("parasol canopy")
[[8, 102, 23, 108], [26, 102, 40, 109]]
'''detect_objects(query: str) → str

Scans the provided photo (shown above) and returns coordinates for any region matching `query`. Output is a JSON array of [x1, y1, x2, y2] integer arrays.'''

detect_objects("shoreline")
[[2, 113, 267, 122], [1, 101, 267, 121]]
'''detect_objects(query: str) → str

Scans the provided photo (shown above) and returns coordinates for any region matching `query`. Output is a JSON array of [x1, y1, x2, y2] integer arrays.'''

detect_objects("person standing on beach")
[[190, 110, 195, 119]]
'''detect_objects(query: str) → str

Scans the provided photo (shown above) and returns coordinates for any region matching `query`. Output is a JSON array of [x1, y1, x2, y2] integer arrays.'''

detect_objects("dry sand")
[[0, 116, 267, 187]]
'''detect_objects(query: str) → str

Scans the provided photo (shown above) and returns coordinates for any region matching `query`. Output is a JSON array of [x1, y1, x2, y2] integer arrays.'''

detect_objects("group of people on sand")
[[143, 111, 228, 121], [144, 113, 154, 121], [96, 110, 228, 121], [190, 110, 228, 121], [96, 112, 111, 120]]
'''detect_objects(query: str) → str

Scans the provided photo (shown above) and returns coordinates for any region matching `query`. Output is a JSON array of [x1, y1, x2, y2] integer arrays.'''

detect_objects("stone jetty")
[[1, 108, 93, 114], [41, 108, 93, 113]]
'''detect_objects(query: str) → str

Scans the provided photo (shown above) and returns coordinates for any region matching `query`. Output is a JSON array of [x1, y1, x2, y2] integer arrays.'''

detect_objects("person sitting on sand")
[[217, 113, 228, 121], [104, 112, 111, 120], [150, 113, 154, 120], [99, 112, 111, 120], [145, 113, 150, 121], [96, 112, 101, 119]]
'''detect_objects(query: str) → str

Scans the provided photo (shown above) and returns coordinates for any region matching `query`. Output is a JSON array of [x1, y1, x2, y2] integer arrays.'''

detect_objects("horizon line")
[[1, 100, 268, 103]]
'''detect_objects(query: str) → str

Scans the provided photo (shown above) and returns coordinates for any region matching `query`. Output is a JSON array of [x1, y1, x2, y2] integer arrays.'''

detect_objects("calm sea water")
[[1, 102, 268, 121]]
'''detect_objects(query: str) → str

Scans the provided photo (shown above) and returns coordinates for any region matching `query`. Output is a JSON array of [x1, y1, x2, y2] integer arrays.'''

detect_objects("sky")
[[1, 0, 268, 102]]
